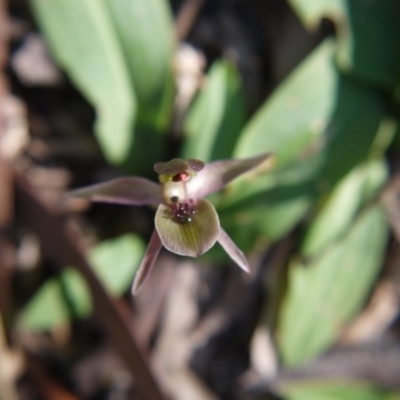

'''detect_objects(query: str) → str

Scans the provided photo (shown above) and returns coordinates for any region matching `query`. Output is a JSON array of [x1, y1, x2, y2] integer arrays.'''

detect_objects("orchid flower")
[[67, 153, 272, 294]]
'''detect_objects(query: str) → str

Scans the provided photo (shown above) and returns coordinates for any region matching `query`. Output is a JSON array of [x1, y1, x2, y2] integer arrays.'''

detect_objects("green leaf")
[[302, 159, 388, 257], [336, 0, 400, 91], [18, 234, 145, 331], [290, 0, 400, 91], [212, 157, 319, 254], [219, 178, 316, 244], [283, 381, 400, 400], [104, 0, 175, 130], [317, 74, 388, 184], [220, 55, 388, 249], [120, 124, 167, 177], [278, 206, 389, 366], [234, 37, 388, 185], [30, 0, 136, 165], [182, 60, 246, 162], [87, 234, 145, 296], [288, 0, 346, 30], [234, 39, 337, 166], [229, 36, 389, 222], [16, 269, 92, 331]]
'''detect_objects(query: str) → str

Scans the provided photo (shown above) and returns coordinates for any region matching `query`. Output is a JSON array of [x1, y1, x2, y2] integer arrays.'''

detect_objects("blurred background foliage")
[[8, 0, 400, 399]]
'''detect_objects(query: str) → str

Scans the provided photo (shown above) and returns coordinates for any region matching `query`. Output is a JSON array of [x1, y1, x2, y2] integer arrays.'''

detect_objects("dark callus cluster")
[[171, 200, 197, 223]]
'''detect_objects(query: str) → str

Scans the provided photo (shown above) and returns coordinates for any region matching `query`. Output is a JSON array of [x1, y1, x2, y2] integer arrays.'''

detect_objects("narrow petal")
[[218, 228, 250, 273], [131, 230, 163, 295], [66, 177, 162, 206], [186, 153, 273, 199], [155, 199, 220, 257]]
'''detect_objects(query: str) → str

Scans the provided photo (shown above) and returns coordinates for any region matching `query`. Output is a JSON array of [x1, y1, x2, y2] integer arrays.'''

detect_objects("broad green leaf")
[[288, 0, 346, 30], [182, 60, 246, 162], [30, 0, 136, 165], [217, 195, 311, 254], [228, 37, 388, 242], [18, 234, 145, 331], [302, 159, 387, 257], [336, 0, 400, 91], [87, 234, 145, 296], [16, 269, 92, 330], [234, 37, 387, 184], [317, 74, 388, 184], [104, 0, 175, 130], [278, 206, 388, 366], [234, 39, 337, 166], [120, 124, 168, 177], [290, 0, 400, 92], [219, 179, 315, 245], [215, 157, 321, 251], [284, 381, 400, 400], [221, 68, 387, 250]]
